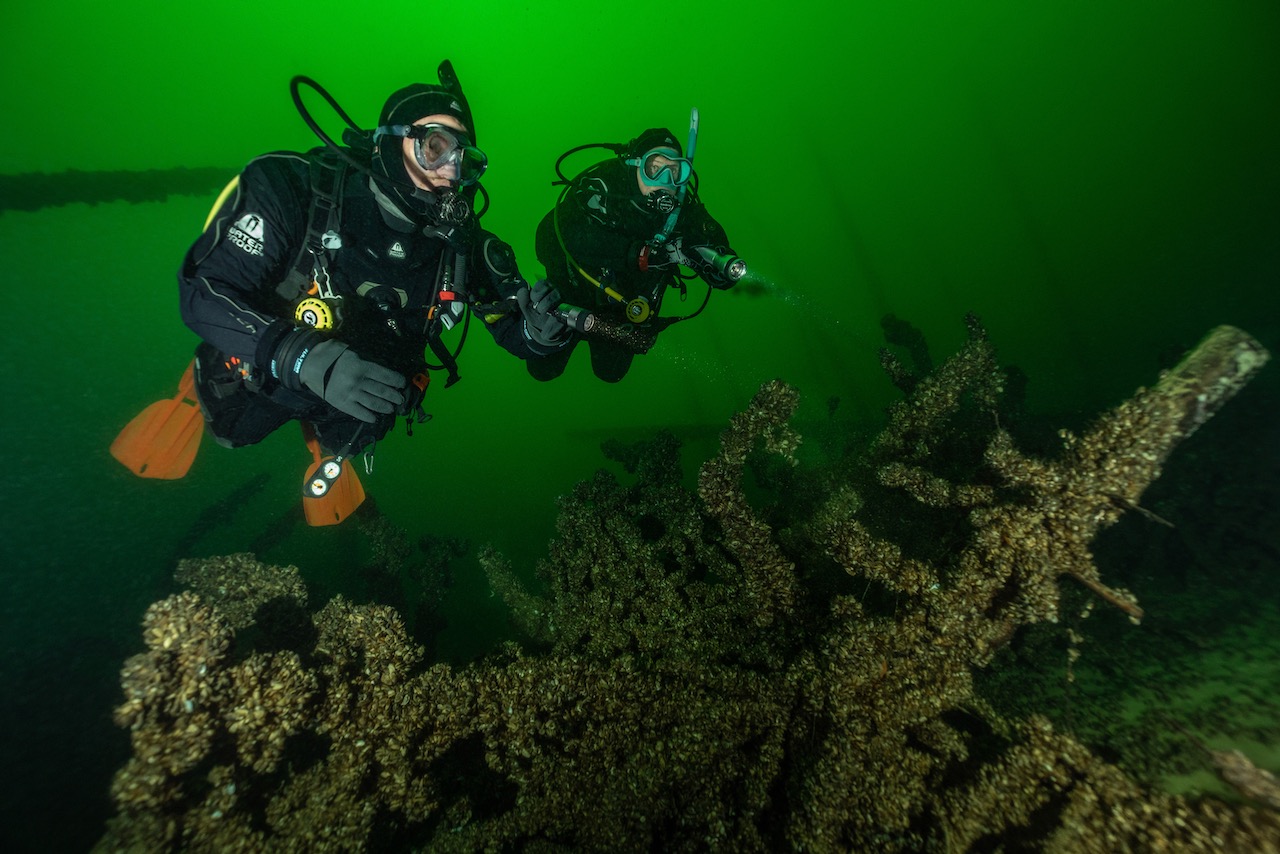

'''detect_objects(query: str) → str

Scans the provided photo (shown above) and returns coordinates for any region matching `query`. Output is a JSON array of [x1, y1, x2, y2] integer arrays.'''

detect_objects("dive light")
[[688, 245, 748, 282], [552, 304, 595, 334], [483, 296, 595, 334]]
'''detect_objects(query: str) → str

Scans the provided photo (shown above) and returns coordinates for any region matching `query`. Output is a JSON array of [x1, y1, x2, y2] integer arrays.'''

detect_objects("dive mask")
[[374, 123, 488, 186], [627, 147, 692, 190]]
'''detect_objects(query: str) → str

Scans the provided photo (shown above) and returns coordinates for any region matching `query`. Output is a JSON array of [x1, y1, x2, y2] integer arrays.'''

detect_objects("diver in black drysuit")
[[179, 75, 568, 456], [529, 127, 737, 383]]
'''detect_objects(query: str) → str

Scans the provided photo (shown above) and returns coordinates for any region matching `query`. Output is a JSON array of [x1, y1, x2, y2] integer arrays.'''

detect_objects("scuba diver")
[[110, 61, 568, 524], [529, 114, 746, 383]]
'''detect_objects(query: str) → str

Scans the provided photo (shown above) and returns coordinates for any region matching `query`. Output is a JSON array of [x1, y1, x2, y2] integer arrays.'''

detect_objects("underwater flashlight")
[[551, 304, 595, 334], [688, 246, 747, 282]]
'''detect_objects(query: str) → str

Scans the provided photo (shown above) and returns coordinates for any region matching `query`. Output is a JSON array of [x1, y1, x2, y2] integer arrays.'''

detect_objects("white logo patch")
[[389, 241, 406, 260], [583, 177, 610, 224], [228, 213, 265, 257]]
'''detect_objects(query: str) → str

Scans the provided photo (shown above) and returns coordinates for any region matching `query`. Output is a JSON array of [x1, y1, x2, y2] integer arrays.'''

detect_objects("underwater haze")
[[1, 0, 1277, 849]]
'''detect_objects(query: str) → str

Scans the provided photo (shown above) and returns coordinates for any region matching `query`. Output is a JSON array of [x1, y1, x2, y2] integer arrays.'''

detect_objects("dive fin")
[[301, 426, 365, 526], [110, 361, 204, 479]]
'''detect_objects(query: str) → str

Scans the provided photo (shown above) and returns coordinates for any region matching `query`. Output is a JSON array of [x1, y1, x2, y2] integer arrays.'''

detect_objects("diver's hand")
[[645, 237, 687, 270], [276, 331, 406, 422], [685, 244, 745, 289], [517, 280, 570, 352]]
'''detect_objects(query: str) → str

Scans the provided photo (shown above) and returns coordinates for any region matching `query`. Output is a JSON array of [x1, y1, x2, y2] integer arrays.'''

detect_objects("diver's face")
[[636, 151, 683, 197], [402, 114, 467, 190]]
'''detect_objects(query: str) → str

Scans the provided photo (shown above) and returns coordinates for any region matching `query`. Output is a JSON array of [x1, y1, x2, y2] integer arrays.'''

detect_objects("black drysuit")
[[179, 148, 542, 453], [531, 156, 733, 382]]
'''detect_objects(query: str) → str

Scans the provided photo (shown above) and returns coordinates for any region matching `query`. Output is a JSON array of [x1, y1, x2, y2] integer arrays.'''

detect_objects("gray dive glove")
[[517, 280, 571, 352], [274, 330, 406, 423]]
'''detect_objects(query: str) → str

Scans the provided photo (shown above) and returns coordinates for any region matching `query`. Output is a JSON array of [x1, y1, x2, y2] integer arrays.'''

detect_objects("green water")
[[1, 1, 1277, 848]]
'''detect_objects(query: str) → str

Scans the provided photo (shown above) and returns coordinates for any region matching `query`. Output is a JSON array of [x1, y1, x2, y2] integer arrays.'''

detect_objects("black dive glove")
[[517, 280, 571, 352], [274, 329, 407, 423]]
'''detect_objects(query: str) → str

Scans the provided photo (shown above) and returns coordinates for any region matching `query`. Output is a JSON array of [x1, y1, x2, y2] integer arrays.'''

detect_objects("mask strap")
[[373, 124, 413, 142]]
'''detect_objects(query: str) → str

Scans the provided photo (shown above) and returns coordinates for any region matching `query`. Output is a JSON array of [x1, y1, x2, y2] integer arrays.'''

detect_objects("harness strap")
[[422, 249, 464, 387], [552, 184, 627, 304], [426, 332, 461, 387], [277, 151, 347, 300]]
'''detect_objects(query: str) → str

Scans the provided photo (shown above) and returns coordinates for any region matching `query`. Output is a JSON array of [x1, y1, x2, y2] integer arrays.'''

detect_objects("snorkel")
[[652, 107, 699, 246], [647, 110, 745, 282]]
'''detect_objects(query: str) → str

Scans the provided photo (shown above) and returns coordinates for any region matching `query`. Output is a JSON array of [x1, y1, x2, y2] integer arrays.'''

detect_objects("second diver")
[[530, 116, 744, 383]]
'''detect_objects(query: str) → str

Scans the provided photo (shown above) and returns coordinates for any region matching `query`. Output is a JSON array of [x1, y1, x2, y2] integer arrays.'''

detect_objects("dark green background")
[[1, 1, 1276, 848]]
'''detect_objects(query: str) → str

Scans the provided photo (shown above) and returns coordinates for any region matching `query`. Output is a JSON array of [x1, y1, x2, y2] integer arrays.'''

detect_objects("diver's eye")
[[646, 156, 672, 179], [425, 132, 451, 160]]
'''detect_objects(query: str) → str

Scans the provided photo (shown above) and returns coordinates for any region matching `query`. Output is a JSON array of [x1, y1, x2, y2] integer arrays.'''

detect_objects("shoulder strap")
[[276, 150, 348, 299], [552, 183, 627, 305]]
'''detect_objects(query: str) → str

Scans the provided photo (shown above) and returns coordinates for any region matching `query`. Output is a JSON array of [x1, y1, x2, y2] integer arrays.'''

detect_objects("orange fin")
[[301, 429, 366, 526], [110, 361, 203, 479]]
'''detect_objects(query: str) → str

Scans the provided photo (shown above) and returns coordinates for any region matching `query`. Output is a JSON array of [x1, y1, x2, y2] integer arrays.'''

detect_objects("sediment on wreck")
[[97, 322, 1278, 852]]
